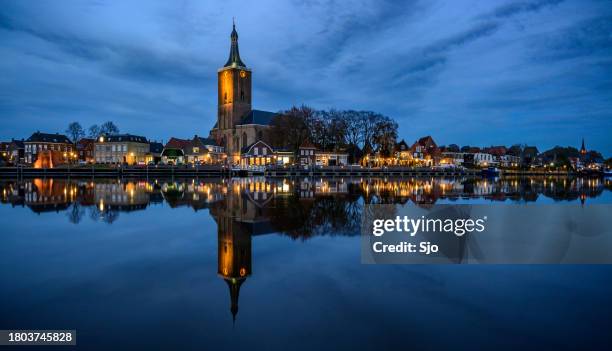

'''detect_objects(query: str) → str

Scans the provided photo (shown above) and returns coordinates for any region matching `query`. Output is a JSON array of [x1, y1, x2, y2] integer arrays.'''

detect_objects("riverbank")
[[0, 165, 585, 178]]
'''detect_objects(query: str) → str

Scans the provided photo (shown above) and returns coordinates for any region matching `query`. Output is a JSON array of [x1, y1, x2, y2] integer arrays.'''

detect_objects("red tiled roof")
[[165, 137, 192, 150]]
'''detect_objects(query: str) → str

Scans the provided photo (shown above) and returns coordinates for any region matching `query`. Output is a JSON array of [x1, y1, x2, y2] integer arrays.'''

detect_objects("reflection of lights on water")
[[240, 268, 246, 277], [99, 199, 104, 211]]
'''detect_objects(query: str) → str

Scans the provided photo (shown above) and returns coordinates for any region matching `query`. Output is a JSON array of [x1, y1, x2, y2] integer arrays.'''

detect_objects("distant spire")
[[225, 19, 246, 68], [580, 137, 586, 155]]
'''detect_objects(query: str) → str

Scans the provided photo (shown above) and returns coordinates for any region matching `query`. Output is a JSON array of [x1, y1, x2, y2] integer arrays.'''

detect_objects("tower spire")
[[225, 19, 246, 68], [225, 278, 245, 324]]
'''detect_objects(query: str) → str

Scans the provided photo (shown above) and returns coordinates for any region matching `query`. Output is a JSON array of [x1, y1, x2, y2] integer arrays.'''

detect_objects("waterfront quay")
[[0, 165, 583, 179]]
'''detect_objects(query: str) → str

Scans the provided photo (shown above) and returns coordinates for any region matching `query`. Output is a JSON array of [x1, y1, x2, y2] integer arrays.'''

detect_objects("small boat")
[[481, 167, 500, 177]]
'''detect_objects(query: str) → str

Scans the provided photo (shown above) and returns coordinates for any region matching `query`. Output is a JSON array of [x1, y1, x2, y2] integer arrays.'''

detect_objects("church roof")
[[224, 22, 246, 68], [238, 109, 277, 126]]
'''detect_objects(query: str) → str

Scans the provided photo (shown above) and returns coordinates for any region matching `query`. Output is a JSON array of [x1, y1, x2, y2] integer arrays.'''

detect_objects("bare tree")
[[270, 106, 314, 152], [100, 121, 120, 135], [344, 110, 363, 147], [66, 122, 85, 143], [88, 124, 101, 138], [372, 116, 398, 156]]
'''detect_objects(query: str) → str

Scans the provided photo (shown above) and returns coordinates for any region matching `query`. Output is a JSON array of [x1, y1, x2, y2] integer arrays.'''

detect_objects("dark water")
[[1, 176, 612, 350]]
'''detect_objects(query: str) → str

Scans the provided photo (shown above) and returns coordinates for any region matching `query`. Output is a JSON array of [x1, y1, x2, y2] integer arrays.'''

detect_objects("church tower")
[[216, 21, 252, 157]]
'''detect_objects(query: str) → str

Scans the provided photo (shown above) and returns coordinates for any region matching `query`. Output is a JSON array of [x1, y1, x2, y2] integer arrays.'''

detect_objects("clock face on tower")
[[240, 70, 246, 78]]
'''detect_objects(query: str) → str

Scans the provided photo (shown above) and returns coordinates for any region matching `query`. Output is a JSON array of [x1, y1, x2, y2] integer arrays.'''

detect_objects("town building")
[[161, 136, 225, 165], [94, 134, 150, 165], [24, 132, 74, 167], [315, 151, 349, 167], [298, 140, 317, 167], [522, 146, 540, 166], [76, 138, 95, 163], [393, 139, 412, 166], [240, 140, 274, 167], [195, 135, 225, 164], [472, 152, 497, 167], [161, 138, 190, 165], [440, 152, 464, 166], [148, 142, 164, 164], [0, 142, 10, 164], [8, 139, 25, 164], [274, 150, 294, 166], [208, 23, 277, 164], [498, 154, 520, 168], [410, 136, 440, 166]]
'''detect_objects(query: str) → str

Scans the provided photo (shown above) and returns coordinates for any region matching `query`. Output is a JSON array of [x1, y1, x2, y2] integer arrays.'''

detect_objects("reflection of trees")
[[270, 195, 362, 239], [87, 205, 119, 224], [66, 203, 86, 224]]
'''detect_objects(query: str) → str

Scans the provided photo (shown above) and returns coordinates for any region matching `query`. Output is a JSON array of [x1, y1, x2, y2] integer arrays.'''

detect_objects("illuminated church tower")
[[213, 21, 252, 159]]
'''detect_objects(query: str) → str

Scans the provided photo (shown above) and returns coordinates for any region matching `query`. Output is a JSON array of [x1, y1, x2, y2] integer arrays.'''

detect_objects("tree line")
[[65, 121, 120, 143], [269, 105, 398, 162]]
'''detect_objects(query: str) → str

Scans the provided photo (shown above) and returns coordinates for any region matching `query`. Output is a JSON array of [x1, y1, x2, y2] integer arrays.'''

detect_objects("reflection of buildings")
[[1, 176, 608, 216], [95, 180, 150, 212], [24, 179, 74, 213]]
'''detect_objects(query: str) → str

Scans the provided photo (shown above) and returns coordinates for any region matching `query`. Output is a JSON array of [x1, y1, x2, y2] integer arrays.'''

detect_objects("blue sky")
[[1, 0, 611, 154]]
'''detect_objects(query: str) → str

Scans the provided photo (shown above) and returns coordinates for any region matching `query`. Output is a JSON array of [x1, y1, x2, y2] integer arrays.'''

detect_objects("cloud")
[[487, 0, 564, 18], [0, 0, 610, 155]]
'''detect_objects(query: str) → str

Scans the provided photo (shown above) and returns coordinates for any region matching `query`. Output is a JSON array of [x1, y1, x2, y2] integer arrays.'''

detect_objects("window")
[[254, 147, 258, 155], [262, 148, 267, 155], [123, 144, 127, 152]]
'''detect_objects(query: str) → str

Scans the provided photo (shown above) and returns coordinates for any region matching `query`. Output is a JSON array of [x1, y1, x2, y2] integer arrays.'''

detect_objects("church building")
[[209, 22, 276, 164]]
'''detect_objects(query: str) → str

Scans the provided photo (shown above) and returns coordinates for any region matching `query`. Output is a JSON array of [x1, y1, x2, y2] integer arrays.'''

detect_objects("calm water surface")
[[1, 176, 612, 350]]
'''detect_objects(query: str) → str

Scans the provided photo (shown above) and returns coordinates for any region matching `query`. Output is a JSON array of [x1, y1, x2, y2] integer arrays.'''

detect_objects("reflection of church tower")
[[217, 216, 252, 323]]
